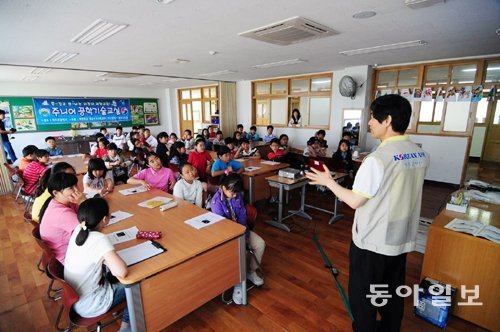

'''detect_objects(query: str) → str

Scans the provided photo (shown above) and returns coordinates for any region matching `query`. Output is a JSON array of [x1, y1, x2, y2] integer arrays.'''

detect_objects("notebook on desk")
[[117, 240, 166, 266]]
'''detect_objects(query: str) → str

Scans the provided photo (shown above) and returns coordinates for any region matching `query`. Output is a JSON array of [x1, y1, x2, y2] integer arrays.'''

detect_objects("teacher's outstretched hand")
[[305, 164, 333, 186]]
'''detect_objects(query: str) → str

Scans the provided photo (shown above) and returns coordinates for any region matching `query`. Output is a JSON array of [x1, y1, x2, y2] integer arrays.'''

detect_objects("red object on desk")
[[309, 159, 325, 171], [136, 231, 162, 240]]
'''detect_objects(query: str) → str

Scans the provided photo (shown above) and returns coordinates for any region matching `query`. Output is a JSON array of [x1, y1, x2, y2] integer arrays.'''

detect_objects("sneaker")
[[232, 285, 243, 305], [247, 271, 264, 286]]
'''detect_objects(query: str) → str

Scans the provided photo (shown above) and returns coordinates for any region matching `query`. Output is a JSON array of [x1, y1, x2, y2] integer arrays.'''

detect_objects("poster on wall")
[[71, 122, 89, 129], [471, 85, 483, 102], [422, 88, 433, 101], [436, 87, 446, 102], [145, 113, 159, 125], [33, 98, 130, 125], [131, 105, 145, 125], [14, 118, 37, 132], [445, 87, 457, 102], [144, 102, 158, 113], [12, 105, 34, 118], [401, 88, 412, 101], [90, 121, 107, 129], [457, 86, 472, 102]]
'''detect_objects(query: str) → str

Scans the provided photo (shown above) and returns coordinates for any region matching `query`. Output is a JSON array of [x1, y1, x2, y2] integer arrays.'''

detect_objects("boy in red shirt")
[[267, 138, 285, 161], [23, 149, 50, 195], [187, 139, 213, 182]]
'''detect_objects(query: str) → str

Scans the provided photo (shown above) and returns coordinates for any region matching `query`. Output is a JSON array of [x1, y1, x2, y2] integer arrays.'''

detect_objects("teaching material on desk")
[[245, 166, 261, 172], [117, 240, 166, 266], [107, 226, 139, 245], [159, 200, 178, 211], [415, 277, 456, 328], [463, 189, 500, 205], [234, 158, 246, 162], [261, 160, 280, 165], [445, 218, 500, 243], [119, 186, 148, 196], [138, 196, 172, 209], [136, 230, 162, 240], [445, 192, 469, 213], [278, 167, 302, 179], [184, 212, 225, 230], [415, 218, 432, 254], [108, 210, 134, 226]]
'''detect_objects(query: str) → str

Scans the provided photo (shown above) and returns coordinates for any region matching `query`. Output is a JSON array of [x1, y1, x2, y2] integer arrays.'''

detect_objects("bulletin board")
[[0, 96, 160, 133]]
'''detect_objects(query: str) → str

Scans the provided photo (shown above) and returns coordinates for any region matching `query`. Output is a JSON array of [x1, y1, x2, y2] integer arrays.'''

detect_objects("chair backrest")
[[32, 225, 54, 271], [47, 257, 80, 313]]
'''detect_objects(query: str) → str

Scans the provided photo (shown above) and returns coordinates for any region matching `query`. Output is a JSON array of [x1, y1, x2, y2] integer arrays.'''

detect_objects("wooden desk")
[[239, 158, 289, 204], [103, 184, 247, 331], [420, 200, 500, 331], [49, 154, 88, 190]]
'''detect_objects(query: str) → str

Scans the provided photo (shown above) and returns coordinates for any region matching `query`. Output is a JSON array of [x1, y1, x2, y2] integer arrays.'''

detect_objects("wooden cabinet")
[[56, 136, 95, 155]]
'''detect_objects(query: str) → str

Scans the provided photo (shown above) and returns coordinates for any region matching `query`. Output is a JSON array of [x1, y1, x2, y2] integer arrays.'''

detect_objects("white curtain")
[[219, 82, 237, 136]]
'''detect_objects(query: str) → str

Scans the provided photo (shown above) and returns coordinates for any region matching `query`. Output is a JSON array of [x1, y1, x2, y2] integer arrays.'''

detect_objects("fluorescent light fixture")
[[93, 78, 108, 83], [44, 51, 79, 63], [21, 75, 39, 81], [162, 77, 186, 82], [171, 58, 191, 64], [155, 0, 175, 3], [198, 70, 236, 77], [339, 40, 428, 56], [71, 19, 129, 45], [30, 67, 52, 75], [252, 59, 306, 69]]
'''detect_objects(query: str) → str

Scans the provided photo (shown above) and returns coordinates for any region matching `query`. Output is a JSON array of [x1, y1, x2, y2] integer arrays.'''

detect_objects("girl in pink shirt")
[[127, 152, 176, 192], [39, 172, 86, 264]]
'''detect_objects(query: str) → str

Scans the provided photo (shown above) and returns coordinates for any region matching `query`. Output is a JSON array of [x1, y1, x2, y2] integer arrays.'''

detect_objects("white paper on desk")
[[245, 166, 261, 172], [234, 158, 245, 162], [119, 186, 147, 196], [65, 154, 81, 158], [117, 240, 165, 266], [107, 226, 139, 245], [185, 212, 225, 230], [108, 210, 133, 226], [261, 160, 280, 165], [138, 196, 172, 209], [49, 155, 63, 159]]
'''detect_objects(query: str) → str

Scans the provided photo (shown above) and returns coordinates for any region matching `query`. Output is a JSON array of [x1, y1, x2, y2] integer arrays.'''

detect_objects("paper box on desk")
[[445, 202, 467, 213]]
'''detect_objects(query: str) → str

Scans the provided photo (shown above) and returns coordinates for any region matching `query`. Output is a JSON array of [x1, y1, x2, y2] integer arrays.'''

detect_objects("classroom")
[[0, 1, 499, 331]]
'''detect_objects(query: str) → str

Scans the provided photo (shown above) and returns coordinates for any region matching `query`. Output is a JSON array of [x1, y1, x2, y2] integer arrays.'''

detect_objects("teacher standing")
[[306, 94, 429, 331], [0, 110, 17, 163], [288, 109, 302, 127]]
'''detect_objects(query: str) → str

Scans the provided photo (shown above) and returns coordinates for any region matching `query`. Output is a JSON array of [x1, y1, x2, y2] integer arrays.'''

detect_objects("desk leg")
[[249, 176, 254, 205], [328, 197, 344, 225], [265, 183, 291, 232], [289, 185, 312, 220], [125, 283, 146, 332], [238, 235, 247, 305]]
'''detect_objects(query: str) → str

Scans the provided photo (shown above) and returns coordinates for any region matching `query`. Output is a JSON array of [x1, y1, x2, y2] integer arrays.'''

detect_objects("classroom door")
[[180, 102, 193, 135], [482, 100, 500, 162]]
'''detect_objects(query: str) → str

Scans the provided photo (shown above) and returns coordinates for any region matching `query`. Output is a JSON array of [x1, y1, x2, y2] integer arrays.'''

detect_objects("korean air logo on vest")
[[393, 152, 426, 161]]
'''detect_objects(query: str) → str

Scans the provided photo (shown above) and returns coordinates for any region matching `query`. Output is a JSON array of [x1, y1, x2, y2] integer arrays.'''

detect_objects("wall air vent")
[[98, 72, 143, 78], [239, 16, 338, 46]]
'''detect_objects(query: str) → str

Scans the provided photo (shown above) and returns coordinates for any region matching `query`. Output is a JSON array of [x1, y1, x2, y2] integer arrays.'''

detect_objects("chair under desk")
[[265, 172, 347, 232], [102, 184, 246, 331]]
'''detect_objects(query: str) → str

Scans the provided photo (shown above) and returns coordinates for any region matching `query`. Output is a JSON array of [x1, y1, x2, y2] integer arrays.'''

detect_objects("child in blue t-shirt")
[[211, 146, 244, 177]]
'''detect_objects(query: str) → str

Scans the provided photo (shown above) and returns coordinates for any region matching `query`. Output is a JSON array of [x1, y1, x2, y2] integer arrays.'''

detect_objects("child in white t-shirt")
[[64, 198, 129, 331], [83, 158, 114, 196], [173, 163, 204, 207]]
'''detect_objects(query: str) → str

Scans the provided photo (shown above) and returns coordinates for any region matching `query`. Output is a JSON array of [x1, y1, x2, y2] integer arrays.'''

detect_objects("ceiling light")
[[208, 51, 218, 56], [30, 67, 52, 75], [93, 78, 108, 83], [44, 51, 79, 63], [71, 19, 129, 45], [252, 58, 306, 69], [155, 0, 175, 3], [198, 70, 236, 77], [352, 11, 376, 19], [339, 40, 428, 56], [171, 58, 191, 64], [21, 75, 39, 81]]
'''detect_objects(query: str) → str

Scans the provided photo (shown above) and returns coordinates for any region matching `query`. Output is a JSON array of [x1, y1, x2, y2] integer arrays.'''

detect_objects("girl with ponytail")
[[64, 198, 129, 331], [39, 172, 85, 264]]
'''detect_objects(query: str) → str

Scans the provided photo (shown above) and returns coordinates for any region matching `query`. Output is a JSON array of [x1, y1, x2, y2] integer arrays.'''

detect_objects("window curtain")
[[219, 82, 237, 137]]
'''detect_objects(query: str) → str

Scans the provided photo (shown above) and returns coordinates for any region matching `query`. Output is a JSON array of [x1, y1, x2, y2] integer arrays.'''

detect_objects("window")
[[178, 85, 219, 134], [493, 102, 500, 125], [450, 64, 477, 84], [476, 98, 488, 124], [485, 61, 500, 83], [425, 66, 449, 86], [443, 102, 471, 132], [252, 73, 332, 128], [398, 69, 419, 86], [377, 71, 397, 88]]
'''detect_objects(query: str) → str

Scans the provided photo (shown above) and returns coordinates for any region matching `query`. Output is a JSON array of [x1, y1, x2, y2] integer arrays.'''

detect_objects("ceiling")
[[0, 0, 499, 88]]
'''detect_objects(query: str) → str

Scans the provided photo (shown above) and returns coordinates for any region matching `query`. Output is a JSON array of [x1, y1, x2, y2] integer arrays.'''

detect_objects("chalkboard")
[[0, 96, 160, 133]]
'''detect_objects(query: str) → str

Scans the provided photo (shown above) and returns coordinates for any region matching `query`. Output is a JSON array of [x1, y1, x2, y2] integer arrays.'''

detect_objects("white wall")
[[236, 65, 372, 150], [0, 82, 172, 154]]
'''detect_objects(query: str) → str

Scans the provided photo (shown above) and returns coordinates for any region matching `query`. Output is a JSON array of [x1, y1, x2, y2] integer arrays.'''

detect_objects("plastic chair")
[[4, 162, 24, 202], [47, 257, 126, 332], [31, 225, 61, 301]]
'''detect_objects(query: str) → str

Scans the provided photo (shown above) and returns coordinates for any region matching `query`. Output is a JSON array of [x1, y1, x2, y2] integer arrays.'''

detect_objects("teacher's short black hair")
[[370, 94, 411, 134]]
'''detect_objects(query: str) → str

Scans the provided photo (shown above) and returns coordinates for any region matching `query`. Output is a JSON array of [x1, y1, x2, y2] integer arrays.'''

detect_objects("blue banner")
[[33, 98, 131, 124]]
